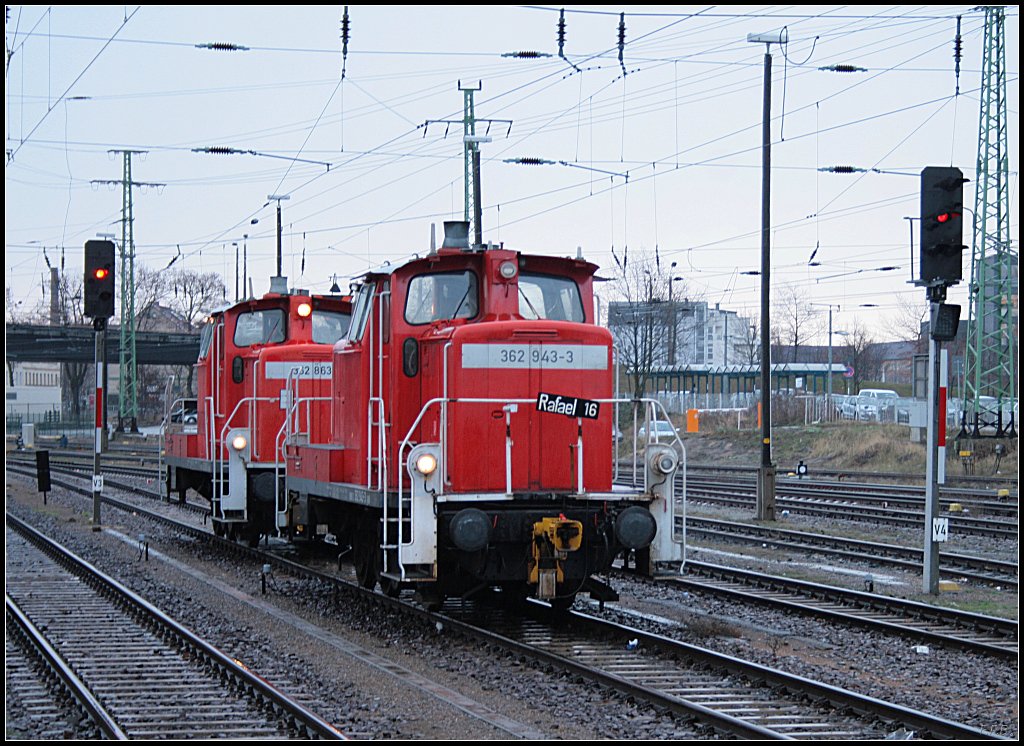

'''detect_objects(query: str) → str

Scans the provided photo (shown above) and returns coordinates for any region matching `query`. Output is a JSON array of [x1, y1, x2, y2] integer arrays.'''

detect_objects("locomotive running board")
[[380, 567, 434, 583]]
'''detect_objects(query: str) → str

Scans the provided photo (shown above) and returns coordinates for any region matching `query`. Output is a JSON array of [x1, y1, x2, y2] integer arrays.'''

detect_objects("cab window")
[[518, 273, 584, 322], [346, 283, 375, 342], [312, 309, 351, 344], [198, 323, 215, 359], [405, 271, 478, 325], [234, 308, 285, 346]]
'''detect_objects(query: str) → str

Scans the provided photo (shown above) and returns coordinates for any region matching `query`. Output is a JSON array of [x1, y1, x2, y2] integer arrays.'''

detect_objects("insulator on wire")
[[819, 64, 866, 73], [502, 51, 550, 59], [557, 9, 581, 73], [196, 42, 249, 51], [954, 16, 962, 95], [340, 6, 350, 79], [617, 13, 627, 76]]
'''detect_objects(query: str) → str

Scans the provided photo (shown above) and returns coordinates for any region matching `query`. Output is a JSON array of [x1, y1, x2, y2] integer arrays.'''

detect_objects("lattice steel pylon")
[[92, 150, 163, 433], [117, 151, 140, 433], [962, 6, 1017, 438]]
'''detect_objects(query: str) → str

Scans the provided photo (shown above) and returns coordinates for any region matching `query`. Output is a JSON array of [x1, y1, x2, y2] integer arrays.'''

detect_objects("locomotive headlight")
[[297, 302, 312, 318], [415, 452, 438, 476], [231, 434, 248, 452], [498, 260, 517, 280]]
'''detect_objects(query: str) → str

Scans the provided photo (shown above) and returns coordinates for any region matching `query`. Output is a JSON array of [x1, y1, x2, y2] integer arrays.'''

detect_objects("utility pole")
[[92, 150, 164, 434], [812, 304, 840, 416], [268, 194, 290, 280], [747, 29, 787, 522], [425, 83, 511, 247]]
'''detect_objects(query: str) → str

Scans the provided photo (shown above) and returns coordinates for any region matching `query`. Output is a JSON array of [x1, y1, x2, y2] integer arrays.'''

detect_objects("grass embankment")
[[681, 420, 1018, 479]]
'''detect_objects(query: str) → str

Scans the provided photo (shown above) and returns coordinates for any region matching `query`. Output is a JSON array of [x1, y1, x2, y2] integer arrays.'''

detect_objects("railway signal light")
[[919, 166, 967, 288], [84, 240, 116, 320]]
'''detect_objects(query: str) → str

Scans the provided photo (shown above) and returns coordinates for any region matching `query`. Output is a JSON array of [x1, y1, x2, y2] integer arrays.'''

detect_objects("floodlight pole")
[[268, 194, 290, 278], [748, 30, 786, 521]]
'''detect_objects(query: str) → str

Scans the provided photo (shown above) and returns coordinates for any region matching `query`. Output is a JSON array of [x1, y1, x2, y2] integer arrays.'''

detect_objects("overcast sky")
[[5, 5, 1019, 342]]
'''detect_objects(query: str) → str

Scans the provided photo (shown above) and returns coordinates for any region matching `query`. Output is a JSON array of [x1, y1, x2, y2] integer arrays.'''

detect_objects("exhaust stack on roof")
[[441, 220, 470, 250]]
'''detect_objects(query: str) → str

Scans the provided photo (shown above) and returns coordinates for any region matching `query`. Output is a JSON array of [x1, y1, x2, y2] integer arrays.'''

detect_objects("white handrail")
[[392, 395, 683, 577]]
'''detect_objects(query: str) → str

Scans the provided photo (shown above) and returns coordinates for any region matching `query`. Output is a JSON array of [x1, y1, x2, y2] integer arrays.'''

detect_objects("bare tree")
[[888, 295, 928, 353], [168, 268, 227, 331], [134, 264, 173, 332], [771, 283, 824, 363], [839, 321, 882, 393], [604, 247, 691, 398], [738, 315, 760, 366], [48, 270, 91, 423], [165, 269, 227, 396]]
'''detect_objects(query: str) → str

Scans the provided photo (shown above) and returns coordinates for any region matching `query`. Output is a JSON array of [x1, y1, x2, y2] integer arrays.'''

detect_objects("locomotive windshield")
[[312, 309, 351, 344], [234, 308, 286, 346], [517, 272, 585, 322], [198, 322, 215, 359], [405, 270, 478, 325]]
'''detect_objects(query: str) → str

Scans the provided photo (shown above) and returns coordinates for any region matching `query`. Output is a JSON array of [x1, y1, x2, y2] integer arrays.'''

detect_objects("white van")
[[856, 389, 899, 421]]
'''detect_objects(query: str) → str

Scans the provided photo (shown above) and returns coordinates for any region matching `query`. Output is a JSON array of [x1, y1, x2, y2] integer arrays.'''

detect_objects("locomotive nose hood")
[[444, 320, 614, 494]]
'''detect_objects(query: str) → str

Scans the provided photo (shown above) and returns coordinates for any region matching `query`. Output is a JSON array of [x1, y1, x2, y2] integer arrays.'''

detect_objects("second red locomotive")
[[161, 279, 351, 543]]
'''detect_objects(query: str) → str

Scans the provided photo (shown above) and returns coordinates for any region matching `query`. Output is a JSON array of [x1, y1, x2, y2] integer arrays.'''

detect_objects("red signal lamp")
[[94, 268, 110, 280]]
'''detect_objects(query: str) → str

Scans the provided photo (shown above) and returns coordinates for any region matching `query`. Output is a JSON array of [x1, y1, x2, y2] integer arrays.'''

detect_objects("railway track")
[[6, 514, 345, 740], [665, 561, 1018, 660], [439, 597, 999, 739], [6, 469, 1008, 740], [686, 478, 1017, 539], [687, 516, 1018, 589]]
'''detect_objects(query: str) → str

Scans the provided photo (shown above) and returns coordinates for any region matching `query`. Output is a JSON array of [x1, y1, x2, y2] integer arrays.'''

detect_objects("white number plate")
[[264, 361, 333, 380], [461, 344, 607, 370]]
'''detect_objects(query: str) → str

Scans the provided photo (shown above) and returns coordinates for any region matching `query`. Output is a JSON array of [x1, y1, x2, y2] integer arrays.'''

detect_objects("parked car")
[[840, 395, 861, 420], [169, 399, 198, 425], [637, 420, 679, 441], [856, 389, 899, 422]]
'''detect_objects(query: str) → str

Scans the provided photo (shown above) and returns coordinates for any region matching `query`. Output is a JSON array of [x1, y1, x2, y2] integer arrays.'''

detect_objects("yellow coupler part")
[[947, 503, 963, 513], [938, 580, 960, 592], [529, 516, 583, 599]]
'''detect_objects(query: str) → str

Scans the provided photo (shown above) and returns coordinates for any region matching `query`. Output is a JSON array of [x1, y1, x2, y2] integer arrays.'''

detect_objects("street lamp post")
[[668, 263, 683, 366], [812, 303, 840, 417], [268, 194, 290, 279], [748, 28, 787, 521]]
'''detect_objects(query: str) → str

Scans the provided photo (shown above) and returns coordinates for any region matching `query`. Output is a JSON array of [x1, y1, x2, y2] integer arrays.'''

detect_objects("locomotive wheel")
[[245, 524, 261, 549], [379, 577, 401, 598], [633, 546, 652, 576], [548, 593, 577, 612], [499, 583, 531, 610]]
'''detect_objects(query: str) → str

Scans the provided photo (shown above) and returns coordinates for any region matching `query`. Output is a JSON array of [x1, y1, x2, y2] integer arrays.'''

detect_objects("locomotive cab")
[[162, 281, 351, 543]]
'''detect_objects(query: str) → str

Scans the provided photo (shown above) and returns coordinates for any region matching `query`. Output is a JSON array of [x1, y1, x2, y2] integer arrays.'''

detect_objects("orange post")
[[686, 408, 699, 433]]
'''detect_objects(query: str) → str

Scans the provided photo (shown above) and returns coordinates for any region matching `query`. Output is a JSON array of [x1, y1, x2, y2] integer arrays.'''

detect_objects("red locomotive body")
[[162, 281, 351, 542], [283, 222, 685, 606]]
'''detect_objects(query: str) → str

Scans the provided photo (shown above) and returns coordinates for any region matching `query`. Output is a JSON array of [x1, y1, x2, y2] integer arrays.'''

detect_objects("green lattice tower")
[[962, 6, 1017, 437], [117, 151, 139, 433]]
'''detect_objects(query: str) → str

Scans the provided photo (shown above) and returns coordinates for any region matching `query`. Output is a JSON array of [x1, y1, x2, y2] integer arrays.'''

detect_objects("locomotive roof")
[[361, 246, 600, 281], [207, 289, 349, 318]]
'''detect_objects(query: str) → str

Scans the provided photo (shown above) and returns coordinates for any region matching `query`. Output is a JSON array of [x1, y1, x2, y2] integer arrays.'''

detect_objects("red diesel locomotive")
[[161, 279, 351, 543], [281, 222, 685, 607]]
